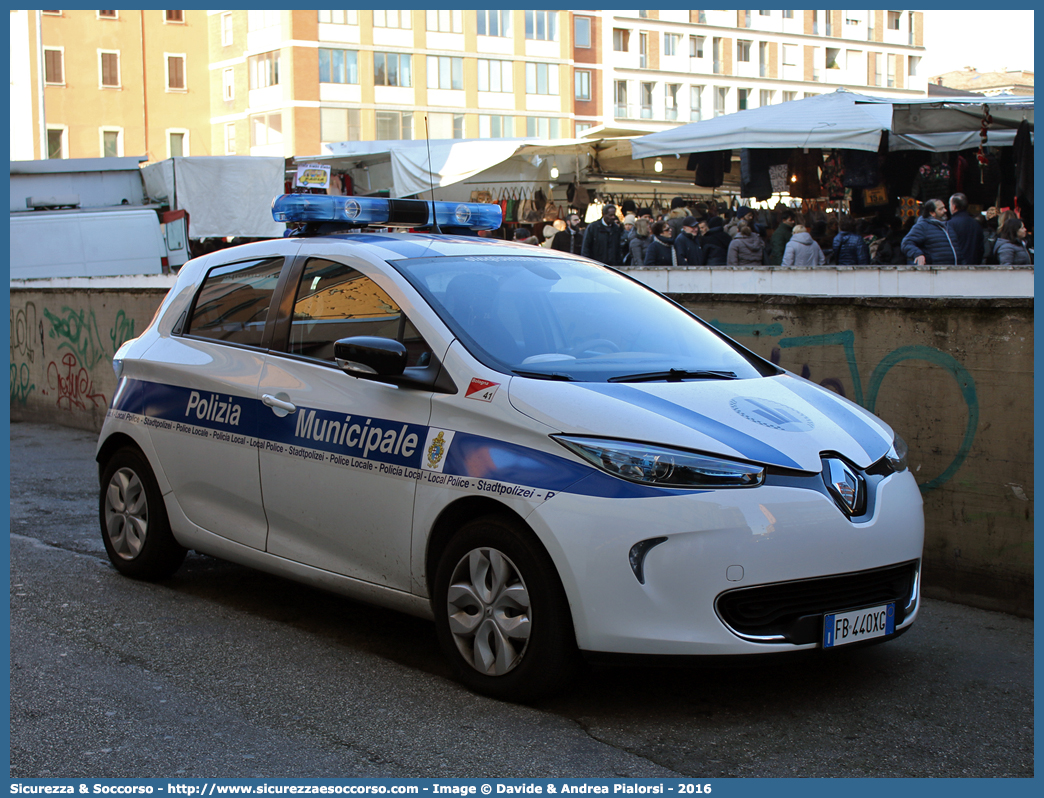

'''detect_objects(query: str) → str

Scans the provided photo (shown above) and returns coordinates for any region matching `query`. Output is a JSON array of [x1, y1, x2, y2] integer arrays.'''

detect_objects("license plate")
[[823, 603, 895, 648]]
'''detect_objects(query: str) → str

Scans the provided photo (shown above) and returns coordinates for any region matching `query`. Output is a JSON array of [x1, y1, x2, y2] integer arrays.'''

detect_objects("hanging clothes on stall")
[[820, 151, 846, 201], [788, 149, 823, 199], [1013, 119, 1033, 208], [910, 159, 953, 202], [687, 151, 730, 188], [841, 149, 881, 189]]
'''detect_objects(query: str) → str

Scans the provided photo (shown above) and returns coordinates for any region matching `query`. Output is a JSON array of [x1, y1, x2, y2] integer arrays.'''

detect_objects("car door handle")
[[262, 393, 297, 417]]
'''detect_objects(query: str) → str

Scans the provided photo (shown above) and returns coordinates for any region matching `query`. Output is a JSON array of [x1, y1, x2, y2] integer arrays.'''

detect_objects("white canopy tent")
[[630, 88, 1021, 160], [879, 95, 1033, 136]]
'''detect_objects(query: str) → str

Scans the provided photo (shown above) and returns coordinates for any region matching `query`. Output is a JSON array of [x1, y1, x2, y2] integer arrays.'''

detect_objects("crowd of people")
[[505, 195, 1033, 269]]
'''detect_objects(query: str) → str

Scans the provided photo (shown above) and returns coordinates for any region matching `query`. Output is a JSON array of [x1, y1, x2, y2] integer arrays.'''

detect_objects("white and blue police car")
[[97, 194, 923, 700]]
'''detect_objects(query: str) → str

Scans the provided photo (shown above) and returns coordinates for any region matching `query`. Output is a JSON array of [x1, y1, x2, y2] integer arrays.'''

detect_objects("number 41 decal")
[[465, 378, 500, 402]]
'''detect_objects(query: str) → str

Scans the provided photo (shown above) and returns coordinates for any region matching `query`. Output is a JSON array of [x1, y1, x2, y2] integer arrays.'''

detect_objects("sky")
[[919, 9, 1034, 76]]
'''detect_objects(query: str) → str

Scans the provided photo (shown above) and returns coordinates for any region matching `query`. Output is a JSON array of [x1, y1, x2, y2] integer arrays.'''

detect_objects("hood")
[[508, 373, 894, 473]]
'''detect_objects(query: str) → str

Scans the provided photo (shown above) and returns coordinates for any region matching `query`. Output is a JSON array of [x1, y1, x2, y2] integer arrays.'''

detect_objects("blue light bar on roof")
[[271, 194, 502, 231]]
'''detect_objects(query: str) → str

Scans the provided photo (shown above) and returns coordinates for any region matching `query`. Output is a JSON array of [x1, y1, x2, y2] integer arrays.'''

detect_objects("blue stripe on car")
[[776, 376, 889, 463], [576, 383, 804, 470]]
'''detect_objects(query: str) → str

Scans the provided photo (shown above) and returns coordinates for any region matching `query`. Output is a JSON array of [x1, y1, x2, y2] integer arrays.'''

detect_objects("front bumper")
[[526, 468, 924, 656]]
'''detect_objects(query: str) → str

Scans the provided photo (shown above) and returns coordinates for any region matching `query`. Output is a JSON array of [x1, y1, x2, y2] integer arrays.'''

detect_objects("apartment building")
[[10, 9, 211, 162], [208, 10, 575, 158], [577, 10, 927, 133]]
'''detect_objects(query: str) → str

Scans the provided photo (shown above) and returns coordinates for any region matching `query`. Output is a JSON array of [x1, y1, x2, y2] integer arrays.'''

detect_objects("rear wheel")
[[433, 515, 579, 701], [99, 447, 186, 580]]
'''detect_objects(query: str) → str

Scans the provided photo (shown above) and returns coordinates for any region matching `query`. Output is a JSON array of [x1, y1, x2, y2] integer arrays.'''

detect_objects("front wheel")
[[433, 515, 579, 701], [99, 447, 186, 580]]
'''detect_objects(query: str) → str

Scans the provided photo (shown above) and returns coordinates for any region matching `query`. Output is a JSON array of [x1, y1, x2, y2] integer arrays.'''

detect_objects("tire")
[[433, 514, 580, 701], [99, 447, 187, 580]]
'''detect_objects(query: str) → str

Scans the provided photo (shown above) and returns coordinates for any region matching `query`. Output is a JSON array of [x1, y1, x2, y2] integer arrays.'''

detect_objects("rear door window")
[[185, 257, 284, 347]]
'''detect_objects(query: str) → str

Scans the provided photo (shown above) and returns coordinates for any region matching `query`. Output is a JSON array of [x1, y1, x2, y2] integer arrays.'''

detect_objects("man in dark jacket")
[[581, 204, 623, 265], [901, 199, 958, 266], [702, 217, 731, 266], [947, 193, 984, 265], [551, 213, 584, 255], [767, 209, 795, 265], [673, 216, 705, 265]]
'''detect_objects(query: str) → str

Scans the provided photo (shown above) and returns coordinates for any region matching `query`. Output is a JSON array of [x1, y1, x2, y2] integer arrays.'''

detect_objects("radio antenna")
[[424, 115, 443, 233]]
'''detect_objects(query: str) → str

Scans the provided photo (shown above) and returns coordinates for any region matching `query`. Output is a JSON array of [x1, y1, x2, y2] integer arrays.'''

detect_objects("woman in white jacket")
[[781, 224, 826, 266]]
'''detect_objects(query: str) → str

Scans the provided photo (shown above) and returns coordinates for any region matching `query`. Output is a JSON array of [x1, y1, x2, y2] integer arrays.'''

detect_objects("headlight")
[[553, 436, 765, 488], [886, 433, 909, 472]]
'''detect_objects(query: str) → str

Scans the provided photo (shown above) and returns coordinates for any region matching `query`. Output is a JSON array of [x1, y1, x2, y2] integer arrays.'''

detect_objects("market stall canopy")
[[630, 88, 1021, 160], [141, 156, 285, 239], [880, 95, 1033, 135], [299, 135, 702, 198]]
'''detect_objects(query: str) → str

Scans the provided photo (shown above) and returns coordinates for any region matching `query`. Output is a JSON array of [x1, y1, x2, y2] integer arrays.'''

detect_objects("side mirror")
[[334, 336, 407, 377]]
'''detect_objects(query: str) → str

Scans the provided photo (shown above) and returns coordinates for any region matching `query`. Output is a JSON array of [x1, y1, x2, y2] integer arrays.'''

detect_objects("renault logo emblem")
[[824, 458, 864, 516]]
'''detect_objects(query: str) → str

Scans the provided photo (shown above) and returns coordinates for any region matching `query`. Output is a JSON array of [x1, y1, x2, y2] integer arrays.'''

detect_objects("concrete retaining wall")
[[9, 286, 1034, 617]]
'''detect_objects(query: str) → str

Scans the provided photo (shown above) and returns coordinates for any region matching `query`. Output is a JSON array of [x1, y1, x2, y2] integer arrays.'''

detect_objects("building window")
[[714, 86, 728, 117], [525, 62, 559, 95], [574, 16, 591, 48], [888, 11, 901, 30], [168, 130, 187, 157], [782, 44, 797, 66], [887, 53, 897, 87], [698, 11, 707, 23], [690, 85, 702, 121], [425, 10, 462, 33], [375, 110, 413, 140], [575, 122, 593, 135], [612, 29, 629, 52], [664, 33, 680, 57], [782, 90, 796, 102], [221, 12, 233, 45], [479, 114, 513, 137], [101, 128, 121, 157], [374, 52, 412, 87], [874, 53, 883, 86], [640, 81, 654, 119], [319, 49, 359, 84], [712, 38, 722, 74], [99, 51, 120, 88], [224, 122, 236, 154], [782, 10, 793, 20], [318, 10, 357, 25], [165, 10, 183, 23], [525, 117, 559, 139], [665, 83, 680, 121], [574, 69, 591, 101], [44, 48, 64, 84], [760, 89, 774, 106], [737, 40, 751, 62], [743, 10, 751, 27], [427, 56, 463, 90], [320, 108, 361, 143], [638, 10, 648, 18], [46, 127, 65, 159], [477, 59, 512, 93], [846, 15, 860, 26], [42, 10, 62, 15], [476, 10, 511, 37], [759, 41, 768, 76], [250, 113, 282, 146], [166, 55, 185, 91], [759, 10, 771, 16], [373, 10, 410, 28], [738, 88, 749, 111], [525, 10, 557, 41], [428, 112, 464, 139], [690, 35, 704, 59], [98, 10, 117, 19], [909, 55, 921, 77], [639, 32, 648, 68], [247, 10, 279, 30], [614, 80, 628, 118], [222, 68, 234, 100], [249, 51, 280, 89]]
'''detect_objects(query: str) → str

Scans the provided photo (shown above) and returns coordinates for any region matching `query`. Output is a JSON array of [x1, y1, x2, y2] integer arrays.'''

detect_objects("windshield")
[[391, 254, 771, 383]]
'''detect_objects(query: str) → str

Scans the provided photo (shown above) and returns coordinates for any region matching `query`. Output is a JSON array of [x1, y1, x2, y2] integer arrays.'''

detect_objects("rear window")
[[185, 257, 284, 347]]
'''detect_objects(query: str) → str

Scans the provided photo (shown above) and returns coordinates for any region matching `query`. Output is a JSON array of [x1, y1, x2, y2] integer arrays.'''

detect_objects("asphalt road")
[[8, 422, 1034, 779]]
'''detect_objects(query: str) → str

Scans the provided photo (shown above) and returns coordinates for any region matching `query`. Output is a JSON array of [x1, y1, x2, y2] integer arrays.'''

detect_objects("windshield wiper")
[[608, 368, 738, 383], [512, 370, 576, 381]]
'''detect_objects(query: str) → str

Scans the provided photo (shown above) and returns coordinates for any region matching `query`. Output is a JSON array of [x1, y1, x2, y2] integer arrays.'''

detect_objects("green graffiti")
[[865, 345, 979, 494], [42, 306, 109, 370], [778, 330, 864, 406], [708, 319, 785, 339], [110, 310, 136, 353], [10, 362, 35, 405]]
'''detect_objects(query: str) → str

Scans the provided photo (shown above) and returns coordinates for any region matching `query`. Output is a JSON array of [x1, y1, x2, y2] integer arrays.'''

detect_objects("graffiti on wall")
[[10, 302, 40, 404], [709, 320, 979, 494], [46, 352, 107, 412], [110, 309, 136, 354]]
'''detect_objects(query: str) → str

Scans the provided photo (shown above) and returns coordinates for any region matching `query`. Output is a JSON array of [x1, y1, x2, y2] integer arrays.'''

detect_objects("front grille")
[[716, 561, 918, 645]]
